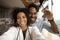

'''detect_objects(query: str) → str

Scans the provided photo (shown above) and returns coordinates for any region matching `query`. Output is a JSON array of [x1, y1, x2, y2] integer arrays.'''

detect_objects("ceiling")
[[0, 0, 25, 8], [0, 0, 39, 8]]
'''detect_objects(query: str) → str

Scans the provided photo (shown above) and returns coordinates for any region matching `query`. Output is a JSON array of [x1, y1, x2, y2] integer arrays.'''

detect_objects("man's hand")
[[42, 9, 59, 33], [42, 9, 53, 21]]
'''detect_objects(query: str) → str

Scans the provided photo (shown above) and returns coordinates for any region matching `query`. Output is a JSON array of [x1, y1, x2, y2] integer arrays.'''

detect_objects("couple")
[[0, 4, 59, 40]]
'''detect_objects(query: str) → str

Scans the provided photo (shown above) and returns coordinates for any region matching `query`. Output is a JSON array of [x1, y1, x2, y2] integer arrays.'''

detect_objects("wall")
[[0, 0, 25, 8]]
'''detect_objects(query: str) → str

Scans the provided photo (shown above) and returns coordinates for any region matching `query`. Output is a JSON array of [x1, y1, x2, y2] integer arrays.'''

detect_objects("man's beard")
[[30, 17, 37, 23]]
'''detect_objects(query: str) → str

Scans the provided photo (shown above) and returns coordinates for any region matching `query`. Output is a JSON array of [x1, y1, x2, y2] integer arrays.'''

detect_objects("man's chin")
[[31, 20, 36, 23]]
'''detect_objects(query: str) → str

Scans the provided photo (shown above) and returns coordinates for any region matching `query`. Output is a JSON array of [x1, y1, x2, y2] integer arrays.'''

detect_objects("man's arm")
[[48, 19, 59, 33], [42, 9, 59, 33]]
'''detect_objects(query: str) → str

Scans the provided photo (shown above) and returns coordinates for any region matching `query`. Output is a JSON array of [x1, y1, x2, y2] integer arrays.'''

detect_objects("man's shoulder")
[[28, 26, 38, 29], [36, 18, 44, 24]]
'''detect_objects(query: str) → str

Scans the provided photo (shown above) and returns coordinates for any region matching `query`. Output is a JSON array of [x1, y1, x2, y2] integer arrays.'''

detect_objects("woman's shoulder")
[[0, 26, 18, 40], [3, 26, 18, 35], [9, 26, 17, 30], [28, 26, 39, 31]]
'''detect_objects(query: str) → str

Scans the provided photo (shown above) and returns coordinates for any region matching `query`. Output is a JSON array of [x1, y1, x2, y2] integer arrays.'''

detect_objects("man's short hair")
[[28, 3, 39, 12]]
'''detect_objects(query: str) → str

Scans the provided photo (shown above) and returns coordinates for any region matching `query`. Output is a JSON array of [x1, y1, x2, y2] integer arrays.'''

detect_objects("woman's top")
[[22, 29, 27, 40], [0, 26, 45, 40]]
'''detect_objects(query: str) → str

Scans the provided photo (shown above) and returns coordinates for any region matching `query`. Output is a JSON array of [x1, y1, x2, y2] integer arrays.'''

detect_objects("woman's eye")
[[17, 16, 26, 19], [17, 17, 19, 19], [22, 16, 26, 18], [17, 16, 20, 19]]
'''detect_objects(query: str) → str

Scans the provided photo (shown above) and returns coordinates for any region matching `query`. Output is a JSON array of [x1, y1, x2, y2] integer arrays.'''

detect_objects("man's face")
[[29, 7, 37, 23]]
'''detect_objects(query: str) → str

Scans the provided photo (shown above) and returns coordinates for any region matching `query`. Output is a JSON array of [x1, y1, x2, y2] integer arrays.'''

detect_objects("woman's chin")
[[19, 24, 26, 27]]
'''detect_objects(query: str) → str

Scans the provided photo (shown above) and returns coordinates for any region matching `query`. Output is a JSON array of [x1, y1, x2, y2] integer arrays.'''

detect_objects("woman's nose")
[[19, 18, 23, 22]]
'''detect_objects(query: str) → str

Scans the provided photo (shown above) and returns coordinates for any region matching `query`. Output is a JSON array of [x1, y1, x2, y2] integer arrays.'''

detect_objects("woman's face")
[[17, 12, 27, 27]]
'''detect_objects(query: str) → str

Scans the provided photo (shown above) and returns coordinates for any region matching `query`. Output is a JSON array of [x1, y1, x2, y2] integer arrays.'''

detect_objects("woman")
[[0, 8, 45, 40]]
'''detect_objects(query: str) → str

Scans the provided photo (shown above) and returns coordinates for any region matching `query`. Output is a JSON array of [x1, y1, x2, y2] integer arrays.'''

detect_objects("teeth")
[[31, 18, 35, 19]]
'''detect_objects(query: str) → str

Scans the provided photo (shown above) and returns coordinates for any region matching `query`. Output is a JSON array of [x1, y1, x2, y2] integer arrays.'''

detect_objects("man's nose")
[[31, 14, 35, 17]]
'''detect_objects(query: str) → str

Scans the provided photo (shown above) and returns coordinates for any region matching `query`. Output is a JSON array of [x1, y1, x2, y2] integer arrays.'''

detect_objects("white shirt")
[[29, 19, 52, 32], [0, 26, 45, 40]]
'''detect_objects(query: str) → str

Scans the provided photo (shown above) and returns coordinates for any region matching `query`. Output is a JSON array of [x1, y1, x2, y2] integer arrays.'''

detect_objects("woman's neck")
[[20, 25, 28, 31]]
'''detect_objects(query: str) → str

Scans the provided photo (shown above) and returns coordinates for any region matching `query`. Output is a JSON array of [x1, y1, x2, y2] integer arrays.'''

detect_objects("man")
[[27, 3, 59, 33]]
